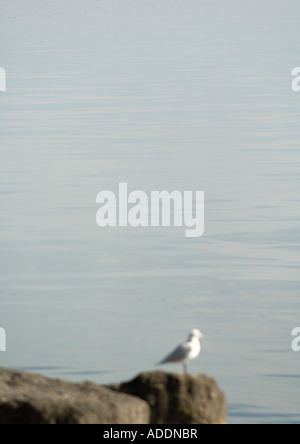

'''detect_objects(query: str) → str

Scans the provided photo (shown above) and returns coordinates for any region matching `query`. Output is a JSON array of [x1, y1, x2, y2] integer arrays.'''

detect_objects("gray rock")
[[109, 371, 227, 424], [0, 367, 150, 424], [0, 368, 227, 424]]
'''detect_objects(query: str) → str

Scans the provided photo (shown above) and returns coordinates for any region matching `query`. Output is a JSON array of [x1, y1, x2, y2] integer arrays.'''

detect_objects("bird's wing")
[[159, 341, 193, 364]]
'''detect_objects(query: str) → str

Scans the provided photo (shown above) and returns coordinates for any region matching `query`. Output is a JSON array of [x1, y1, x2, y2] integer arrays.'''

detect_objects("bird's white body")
[[159, 329, 203, 374]]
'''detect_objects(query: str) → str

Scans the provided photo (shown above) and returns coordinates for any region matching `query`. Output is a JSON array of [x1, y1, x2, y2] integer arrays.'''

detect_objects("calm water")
[[1, 0, 300, 424]]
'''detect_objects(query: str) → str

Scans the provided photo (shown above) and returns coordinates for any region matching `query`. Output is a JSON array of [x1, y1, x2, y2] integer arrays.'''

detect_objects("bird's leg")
[[183, 363, 187, 375]]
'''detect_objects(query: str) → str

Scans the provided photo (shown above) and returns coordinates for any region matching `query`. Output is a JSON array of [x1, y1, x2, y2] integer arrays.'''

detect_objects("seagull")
[[158, 329, 203, 374]]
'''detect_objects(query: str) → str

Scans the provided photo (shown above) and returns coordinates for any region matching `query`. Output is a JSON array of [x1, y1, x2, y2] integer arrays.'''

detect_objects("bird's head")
[[189, 329, 203, 340]]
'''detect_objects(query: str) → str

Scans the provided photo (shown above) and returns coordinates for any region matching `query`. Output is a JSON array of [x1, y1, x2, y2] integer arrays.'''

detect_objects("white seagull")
[[158, 329, 203, 374]]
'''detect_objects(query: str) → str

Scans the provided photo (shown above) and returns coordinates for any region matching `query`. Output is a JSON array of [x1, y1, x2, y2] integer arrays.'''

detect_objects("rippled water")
[[1, 0, 300, 424]]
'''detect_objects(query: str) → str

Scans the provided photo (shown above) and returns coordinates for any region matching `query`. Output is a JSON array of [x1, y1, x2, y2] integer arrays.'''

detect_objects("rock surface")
[[110, 371, 227, 424], [0, 367, 227, 424], [0, 368, 150, 424]]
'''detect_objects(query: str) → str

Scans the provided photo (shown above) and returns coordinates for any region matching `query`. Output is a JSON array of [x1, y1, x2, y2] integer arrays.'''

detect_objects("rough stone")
[[110, 371, 227, 424], [0, 367, 150, 424]]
